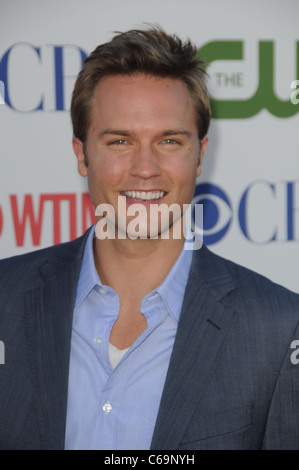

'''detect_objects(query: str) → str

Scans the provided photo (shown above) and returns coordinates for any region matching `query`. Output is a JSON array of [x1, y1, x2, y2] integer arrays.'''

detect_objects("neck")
[[93, 235, 185, 299]]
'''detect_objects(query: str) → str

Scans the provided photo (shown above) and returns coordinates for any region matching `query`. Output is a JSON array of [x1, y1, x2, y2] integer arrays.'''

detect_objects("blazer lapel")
[[151, 245, 238, 450], [24, 233, 89, 450]]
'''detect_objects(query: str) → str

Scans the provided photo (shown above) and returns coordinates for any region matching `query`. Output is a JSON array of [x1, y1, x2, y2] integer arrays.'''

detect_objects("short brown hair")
[[71, 25, 211, 144]]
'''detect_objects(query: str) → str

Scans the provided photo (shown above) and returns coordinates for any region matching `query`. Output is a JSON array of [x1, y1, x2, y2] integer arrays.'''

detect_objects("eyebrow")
[[97, 128, 192, 139], [161, 129, 192, 137], [98, 129, 130, 138]]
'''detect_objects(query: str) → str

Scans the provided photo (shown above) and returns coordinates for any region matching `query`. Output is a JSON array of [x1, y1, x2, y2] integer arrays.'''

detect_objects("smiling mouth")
[[121, 190, 167, 201]]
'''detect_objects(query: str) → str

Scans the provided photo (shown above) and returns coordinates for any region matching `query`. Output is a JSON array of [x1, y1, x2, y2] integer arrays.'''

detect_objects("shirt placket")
[[90, 292, 169, 450]]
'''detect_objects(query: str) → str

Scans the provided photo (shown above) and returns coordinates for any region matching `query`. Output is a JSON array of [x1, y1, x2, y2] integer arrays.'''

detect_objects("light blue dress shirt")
[[65, 227, 193, 450]]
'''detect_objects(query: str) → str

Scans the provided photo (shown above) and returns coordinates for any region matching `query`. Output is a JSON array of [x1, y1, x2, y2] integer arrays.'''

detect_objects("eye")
[[109, 139, 128, 146], [163, 138, 180, 145]]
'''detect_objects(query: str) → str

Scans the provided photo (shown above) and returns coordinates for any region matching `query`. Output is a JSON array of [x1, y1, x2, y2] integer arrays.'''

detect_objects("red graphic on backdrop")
[[8, 193, 95, 247]]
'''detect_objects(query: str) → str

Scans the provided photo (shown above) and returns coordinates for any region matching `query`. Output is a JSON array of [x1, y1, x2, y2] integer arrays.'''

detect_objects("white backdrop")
[[0, 0, 298, 291]]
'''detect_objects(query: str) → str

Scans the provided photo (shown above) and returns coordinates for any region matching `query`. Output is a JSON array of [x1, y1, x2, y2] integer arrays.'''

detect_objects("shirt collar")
[[75, 227, 101, 309], [152, 228, 193, 323], [75, 225, 194, 322]]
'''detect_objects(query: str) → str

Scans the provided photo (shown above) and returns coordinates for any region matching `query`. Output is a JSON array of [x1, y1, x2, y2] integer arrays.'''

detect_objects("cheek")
[[90, 157, 124, 182], [175, 163, 198, 202], [170, 158, 198, 187], [87, 157, 128, 202]]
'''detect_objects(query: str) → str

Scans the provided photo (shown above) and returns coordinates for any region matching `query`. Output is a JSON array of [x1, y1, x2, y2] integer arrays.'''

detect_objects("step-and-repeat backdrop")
[[0, 0, 298, 292]]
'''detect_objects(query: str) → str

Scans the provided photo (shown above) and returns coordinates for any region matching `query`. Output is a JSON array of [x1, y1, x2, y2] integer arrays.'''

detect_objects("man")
[[1, 26, 299, 450]]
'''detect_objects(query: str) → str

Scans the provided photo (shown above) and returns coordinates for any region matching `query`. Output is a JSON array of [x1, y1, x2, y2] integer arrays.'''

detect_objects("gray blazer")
[[1, 229, 299, 450]]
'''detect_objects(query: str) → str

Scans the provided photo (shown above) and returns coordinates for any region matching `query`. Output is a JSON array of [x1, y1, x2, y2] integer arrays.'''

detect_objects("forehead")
[[89, 73, 197, 132], [93, 73, 192, 99]]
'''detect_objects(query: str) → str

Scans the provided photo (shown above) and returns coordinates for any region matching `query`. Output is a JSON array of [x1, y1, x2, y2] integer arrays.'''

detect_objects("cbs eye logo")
[[192, 183, 233, 245]]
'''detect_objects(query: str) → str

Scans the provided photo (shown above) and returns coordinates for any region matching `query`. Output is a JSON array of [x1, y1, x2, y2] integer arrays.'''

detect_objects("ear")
[[196, 135, 208, 178], [73, 137, 88, 177]]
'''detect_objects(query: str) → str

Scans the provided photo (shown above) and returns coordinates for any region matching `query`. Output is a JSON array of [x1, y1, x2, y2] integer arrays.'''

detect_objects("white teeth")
[[123, 191, 165, 200]]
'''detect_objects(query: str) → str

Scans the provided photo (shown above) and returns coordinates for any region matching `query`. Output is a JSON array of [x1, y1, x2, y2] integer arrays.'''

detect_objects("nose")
[[130, 145, 161, 179]]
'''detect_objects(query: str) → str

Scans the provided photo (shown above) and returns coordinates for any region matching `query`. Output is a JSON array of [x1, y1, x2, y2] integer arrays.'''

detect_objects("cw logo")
[[199, 40, 299, 118]]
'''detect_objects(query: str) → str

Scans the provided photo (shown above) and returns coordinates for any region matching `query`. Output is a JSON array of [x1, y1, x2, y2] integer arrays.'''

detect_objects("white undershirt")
[[109, 343, 130, 369]]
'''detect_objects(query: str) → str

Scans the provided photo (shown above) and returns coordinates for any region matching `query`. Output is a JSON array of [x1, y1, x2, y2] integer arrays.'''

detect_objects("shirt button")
[[102, 402, 112, 414], [98, 287, 107, 295], [94, 337, 102, 346]]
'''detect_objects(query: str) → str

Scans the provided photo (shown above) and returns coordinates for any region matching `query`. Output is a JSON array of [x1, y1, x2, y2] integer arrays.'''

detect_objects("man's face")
[[73, 73, 207, 238]]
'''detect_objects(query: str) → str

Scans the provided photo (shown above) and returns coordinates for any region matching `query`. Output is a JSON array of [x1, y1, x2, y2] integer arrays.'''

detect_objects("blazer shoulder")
[[224, 253, 298, 301], [0, 229, 90, 292], [194, 245, 299, 316]]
